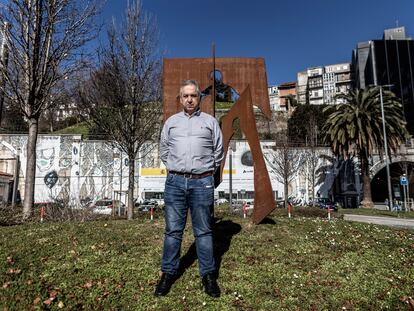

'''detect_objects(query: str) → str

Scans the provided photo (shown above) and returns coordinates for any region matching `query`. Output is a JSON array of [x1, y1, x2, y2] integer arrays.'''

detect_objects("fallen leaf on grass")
[[43, 297, 55, 306], [33, 297, 41, 305], [2, 282, 11, 289], [82, 281, 93, 289], [48, 290, 58, 298], [6, 256, 15, 265], [7, 268, 21, 275], [116, 282, 124, 289], [57, 301, 64, 309]]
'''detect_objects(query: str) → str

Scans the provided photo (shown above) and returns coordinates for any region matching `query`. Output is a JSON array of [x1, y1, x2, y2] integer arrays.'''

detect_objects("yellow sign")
[[141, 168, 167, 176], [223, 169, 236, 175]]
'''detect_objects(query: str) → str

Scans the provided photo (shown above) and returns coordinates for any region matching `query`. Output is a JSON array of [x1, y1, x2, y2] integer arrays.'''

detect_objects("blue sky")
[[102, 0, 414, 86]]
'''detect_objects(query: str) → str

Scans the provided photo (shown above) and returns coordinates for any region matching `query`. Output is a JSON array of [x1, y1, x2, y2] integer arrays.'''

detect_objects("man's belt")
[[169, 171, 213, 179]]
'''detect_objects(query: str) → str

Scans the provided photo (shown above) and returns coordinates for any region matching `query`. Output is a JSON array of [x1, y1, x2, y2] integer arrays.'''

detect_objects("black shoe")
[[154, 273, 176, 296], [202, 273, 220, 298]]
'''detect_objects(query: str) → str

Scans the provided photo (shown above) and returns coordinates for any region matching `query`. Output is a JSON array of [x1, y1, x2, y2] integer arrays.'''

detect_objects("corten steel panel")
[[220, 85, 276, 224], [162, 57, 275, 224], [163, 58, 271, 120]]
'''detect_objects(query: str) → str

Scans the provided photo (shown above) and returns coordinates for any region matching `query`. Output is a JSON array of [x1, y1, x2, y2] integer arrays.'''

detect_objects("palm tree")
[[323, 86, 409, 208]]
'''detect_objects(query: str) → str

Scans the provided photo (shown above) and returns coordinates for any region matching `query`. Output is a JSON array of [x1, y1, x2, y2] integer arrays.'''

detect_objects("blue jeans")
[[161, 173, 215, 277]]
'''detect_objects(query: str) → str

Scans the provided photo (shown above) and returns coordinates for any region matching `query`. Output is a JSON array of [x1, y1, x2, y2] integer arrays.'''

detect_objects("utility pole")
[[212, 43, 216, 118], [0, 22, 10, 127], [229, 147, 233, 211], [379, 85, 393, 211]]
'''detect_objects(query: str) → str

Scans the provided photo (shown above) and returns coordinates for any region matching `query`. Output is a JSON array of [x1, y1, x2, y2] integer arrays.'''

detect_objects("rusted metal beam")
[[219, 85, 276, 224]]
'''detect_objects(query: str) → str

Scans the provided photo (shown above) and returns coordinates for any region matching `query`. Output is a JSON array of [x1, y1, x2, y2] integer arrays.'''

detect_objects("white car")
[[92, 199, 125, 215], [215, 198, 228, 205], [154, 198, 164, 206]]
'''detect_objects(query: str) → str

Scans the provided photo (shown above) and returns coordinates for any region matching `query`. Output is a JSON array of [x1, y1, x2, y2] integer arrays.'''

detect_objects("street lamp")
[[379, 84, 394, 211]]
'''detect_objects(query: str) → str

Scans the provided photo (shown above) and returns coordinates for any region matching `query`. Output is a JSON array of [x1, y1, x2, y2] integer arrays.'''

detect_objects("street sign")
[[400, 176, 408, 186]]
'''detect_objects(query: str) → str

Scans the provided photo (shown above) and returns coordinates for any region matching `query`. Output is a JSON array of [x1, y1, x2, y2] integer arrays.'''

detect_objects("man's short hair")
[[180, 80, 201, 98]]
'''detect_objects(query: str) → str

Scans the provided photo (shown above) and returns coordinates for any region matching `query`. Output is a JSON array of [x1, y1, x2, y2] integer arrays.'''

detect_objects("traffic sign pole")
[[400, 175, 409, 212], [403, 184, 407, 212]]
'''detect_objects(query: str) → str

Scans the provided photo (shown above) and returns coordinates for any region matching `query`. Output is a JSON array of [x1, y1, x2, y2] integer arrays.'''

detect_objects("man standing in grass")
[[155, 80, 224, 298]]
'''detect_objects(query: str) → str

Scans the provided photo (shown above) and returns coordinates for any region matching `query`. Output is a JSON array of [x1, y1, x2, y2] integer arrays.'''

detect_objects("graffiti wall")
[[0, 134, 130, 205]]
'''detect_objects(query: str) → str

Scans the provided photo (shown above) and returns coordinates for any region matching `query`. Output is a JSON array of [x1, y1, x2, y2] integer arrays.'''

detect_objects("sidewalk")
[[343, 214, 414, 229]]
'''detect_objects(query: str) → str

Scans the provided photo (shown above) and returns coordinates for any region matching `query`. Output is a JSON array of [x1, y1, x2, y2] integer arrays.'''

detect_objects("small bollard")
[[288, 202, 292, 218], [327, 207, 331, 221], [40, 206, 45, 222], [150, 207, 154, 221], [243, 202, 247, 219]]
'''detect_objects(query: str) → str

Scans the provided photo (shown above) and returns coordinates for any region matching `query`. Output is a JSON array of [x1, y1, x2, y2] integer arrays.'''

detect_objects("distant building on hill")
[[296, 63, 352, 105], [267, 85, 280, 111], [278, 81, 297, 111]]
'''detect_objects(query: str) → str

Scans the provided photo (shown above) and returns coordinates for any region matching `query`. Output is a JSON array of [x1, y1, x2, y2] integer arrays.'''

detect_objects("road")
[[343, 214, 414, 230]]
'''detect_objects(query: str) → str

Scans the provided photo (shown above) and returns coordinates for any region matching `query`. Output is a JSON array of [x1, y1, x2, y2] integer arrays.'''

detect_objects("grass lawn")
[[1, 207, 413, 310], [54, 122, 90, 136]]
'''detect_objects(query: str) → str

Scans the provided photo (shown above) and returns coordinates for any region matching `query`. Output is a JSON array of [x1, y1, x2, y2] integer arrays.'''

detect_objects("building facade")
[[278, 82, 297, 111], [297, 63, 352, 105], [352, 26, 414, 134], [267, 85, 280, 111]]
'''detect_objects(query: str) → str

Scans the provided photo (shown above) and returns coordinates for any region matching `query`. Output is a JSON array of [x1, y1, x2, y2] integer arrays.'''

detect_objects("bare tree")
[[304, 115, 319, 205], [266, 132, 303, 208], [77, 0, 162, 220], [0, 0, 100, 219]]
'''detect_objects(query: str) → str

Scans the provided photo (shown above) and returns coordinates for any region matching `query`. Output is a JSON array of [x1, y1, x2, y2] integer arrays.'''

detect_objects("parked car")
[[276, 199, 286, 208], [215, 198, 228, 205], [138, 199, 159, 212], [153, 198, 164, 206], [92, 199, 125, 215], [244, 201, 254, 210], [231, 200, 254, 210], [316, 198, 337, 211]]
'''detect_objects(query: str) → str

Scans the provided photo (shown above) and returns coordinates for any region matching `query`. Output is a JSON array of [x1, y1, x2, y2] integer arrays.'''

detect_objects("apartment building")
[[267, 85, 280, 111], [297, 63, 352, 105]]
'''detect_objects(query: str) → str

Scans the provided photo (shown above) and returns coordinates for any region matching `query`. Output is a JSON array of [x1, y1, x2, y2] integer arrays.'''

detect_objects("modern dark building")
[[352, 26, 414, 134]]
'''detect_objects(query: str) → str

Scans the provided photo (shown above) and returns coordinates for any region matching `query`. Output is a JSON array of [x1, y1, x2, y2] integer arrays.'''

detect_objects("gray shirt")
[[160, 109, 224, 174]]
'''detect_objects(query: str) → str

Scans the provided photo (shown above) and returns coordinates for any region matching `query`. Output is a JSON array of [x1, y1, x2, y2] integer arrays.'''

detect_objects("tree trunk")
[[312, 173, 316, 207], [284, 177, 289, 208], [127, 154, 135, 220], [23, 117, 39, 220], [360, 164, 374, 208], [49, 117, 54, 132]]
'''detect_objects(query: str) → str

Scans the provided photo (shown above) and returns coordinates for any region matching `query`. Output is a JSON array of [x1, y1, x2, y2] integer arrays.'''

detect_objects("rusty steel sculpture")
[[163, 57, 276, 224]]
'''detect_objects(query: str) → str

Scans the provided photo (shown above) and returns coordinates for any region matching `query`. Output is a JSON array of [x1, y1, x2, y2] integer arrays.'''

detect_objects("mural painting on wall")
[[163, 57, 276, 224], [2, 135, 130, 205]]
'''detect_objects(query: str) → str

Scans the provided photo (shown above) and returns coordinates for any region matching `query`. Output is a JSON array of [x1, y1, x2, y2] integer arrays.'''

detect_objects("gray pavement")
[[343, 214, 414, 229]]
